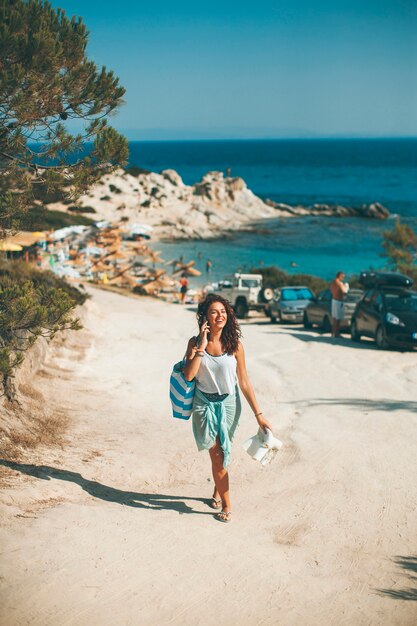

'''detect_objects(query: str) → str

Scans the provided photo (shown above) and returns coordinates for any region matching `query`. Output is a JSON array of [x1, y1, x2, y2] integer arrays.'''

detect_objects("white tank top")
[[196, 350, 237, 395]]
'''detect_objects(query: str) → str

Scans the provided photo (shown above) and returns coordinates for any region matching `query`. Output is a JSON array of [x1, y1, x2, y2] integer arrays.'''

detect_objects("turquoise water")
[[128, 139, 417, 281]]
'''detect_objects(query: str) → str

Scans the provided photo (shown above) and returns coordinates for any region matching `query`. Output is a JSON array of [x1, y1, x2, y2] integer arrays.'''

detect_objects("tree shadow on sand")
[[281, 330, 376, 350], [0, 460, 212, 516], [376, 556, 417, 601], [284, 397, 417, 413]]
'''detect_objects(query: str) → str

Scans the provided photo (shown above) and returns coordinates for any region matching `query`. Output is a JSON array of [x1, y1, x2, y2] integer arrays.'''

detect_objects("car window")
[[363, 289, 375, 305], [323, 290, 332, 302], [385, 293, 417, 312], [241, 279, 261, 288], [281, 288, 314, 301]]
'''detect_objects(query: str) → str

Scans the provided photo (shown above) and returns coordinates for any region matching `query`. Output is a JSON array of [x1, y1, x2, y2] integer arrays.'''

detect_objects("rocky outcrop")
[[47, 167, 391, 241], [264, 199, 390, 220]]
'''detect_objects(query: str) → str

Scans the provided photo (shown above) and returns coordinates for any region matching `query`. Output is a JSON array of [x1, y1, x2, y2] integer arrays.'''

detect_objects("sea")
[[127, 138, 417, 283]]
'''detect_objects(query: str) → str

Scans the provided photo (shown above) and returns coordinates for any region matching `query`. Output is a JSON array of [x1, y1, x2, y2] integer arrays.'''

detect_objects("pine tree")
[[0, 1, 129, 400], [382, 219, 417, 282], [0, 0, 129, 233]]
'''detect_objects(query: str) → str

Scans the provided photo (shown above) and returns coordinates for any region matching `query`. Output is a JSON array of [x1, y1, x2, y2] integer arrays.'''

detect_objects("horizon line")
[[125, 135, 417, 142]]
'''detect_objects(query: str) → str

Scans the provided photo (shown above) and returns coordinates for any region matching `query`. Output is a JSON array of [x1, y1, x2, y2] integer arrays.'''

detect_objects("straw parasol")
[[105, 250, 130, 261], [172, 260, 202, 277], [143, 249, 165, 268], [0, 242, 23, 251], [90, 261, 109, 273]]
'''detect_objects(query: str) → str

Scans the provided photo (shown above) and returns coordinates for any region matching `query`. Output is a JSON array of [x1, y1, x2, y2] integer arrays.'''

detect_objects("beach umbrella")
[[90, 261, 109, 272], [106, 251, 129, 261], [129, 223, 153, 234], [79, 246, 103, 256], [147, 269, 167, 280], [107, 262, 137, 282], [172, 260, 201, 277], [183, 266, 201, 277], [110, 273, 138, 287], [143, 249, 165, 266], [71, 256, 87, 266], [0, 242, 23, 251]]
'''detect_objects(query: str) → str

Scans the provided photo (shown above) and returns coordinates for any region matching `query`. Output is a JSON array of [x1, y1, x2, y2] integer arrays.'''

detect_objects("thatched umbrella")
[[106, 250, 129, 261], [172, 260, 201, 277], [143, 249, 165, 268], [91, 261, 109, 273], [111, 273, 138, 287]]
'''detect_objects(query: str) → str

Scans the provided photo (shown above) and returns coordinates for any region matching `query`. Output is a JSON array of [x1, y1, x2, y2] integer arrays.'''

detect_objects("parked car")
[[267, 286, 314, 323], [303, 288, 363, 333], [205, 273, 273, 318], [351, 272, 417, 349]]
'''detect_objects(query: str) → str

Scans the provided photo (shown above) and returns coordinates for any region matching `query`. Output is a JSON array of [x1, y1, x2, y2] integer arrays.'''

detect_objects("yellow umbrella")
[[0, 242, 23, 251]]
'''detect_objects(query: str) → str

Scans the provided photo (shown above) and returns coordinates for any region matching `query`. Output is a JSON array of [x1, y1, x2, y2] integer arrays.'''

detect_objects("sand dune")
[[1, 287, 416, 625]]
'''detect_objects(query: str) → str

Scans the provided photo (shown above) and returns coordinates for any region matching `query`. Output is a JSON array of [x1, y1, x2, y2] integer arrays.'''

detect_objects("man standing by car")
[[330, 271, 349, 337]]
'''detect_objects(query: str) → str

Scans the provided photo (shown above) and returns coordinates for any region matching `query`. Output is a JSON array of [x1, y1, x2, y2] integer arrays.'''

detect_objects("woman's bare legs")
[[209, 437, 231, 513]]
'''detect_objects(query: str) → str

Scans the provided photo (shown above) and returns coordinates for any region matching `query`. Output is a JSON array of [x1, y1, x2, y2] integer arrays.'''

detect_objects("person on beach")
[[182, 294, 272, 523], [330, 271, 349, 337], [179, 276, 189, 304]]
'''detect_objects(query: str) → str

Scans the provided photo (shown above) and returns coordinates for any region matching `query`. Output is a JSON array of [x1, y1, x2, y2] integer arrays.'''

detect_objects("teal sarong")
[[192, 386, 241, 468]]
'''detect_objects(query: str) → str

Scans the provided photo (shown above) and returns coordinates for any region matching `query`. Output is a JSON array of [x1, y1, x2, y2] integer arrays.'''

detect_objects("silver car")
[[268, 286, 315, 323]]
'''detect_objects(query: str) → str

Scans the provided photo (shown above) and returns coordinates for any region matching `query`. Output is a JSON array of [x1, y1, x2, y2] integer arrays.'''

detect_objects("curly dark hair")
[[197, 294, 242, 354]]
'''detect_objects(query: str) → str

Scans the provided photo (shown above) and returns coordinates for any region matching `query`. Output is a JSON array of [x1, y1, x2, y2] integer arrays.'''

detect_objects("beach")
[[1, 286, 416, 626]]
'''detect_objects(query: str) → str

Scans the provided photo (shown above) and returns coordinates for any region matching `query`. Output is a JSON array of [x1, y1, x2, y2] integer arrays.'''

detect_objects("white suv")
[[205, 273, 273, 318]]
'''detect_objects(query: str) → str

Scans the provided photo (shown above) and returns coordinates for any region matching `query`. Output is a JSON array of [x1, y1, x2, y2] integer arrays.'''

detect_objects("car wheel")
[[351, 319, 361, 342], [235, 299, 248, 319], [375, 325, 388, 350], [322, 315, 331, 334], [303, 311, 312, 329]]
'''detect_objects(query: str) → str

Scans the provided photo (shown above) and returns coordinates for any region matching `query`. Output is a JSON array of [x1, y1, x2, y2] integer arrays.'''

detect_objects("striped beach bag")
[[169, 360, 195, 420]]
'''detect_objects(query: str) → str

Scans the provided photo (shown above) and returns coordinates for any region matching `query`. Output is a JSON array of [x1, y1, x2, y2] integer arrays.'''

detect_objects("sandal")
[[216, 510, 232, 523], [209, 497, 222, 510]]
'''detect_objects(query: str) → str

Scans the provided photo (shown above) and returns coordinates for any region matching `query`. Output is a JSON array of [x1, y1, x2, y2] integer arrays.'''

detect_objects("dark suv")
[[351, 272, 417, 349]]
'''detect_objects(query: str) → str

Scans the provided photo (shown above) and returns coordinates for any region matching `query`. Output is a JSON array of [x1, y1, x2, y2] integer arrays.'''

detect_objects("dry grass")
[[0, 400, 70, 464], [0, 353, 71, 485]]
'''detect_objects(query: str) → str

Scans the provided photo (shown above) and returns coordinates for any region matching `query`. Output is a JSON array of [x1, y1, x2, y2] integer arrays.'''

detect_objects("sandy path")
[[1, 287, 416, 626]]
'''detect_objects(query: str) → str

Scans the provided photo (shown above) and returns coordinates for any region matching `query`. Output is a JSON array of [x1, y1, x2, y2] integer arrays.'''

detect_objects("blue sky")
[[52, 0, 417, 140]]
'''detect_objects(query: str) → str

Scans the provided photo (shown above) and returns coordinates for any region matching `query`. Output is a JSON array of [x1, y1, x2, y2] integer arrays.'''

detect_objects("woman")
[[179, 276, 189, 305], [182, 294, 272, 523]]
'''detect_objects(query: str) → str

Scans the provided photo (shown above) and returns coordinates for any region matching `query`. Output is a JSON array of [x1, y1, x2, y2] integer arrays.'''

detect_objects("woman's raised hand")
[[198, 320, 210, 350]]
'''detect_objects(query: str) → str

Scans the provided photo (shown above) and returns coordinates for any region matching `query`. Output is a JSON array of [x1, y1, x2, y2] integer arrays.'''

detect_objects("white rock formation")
[[48, 168, 281, 240], [47, 168, 390, 241]]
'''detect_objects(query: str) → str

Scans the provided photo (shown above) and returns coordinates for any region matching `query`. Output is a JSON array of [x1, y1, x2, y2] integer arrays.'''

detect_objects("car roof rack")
[[359, 271, 413, 289]]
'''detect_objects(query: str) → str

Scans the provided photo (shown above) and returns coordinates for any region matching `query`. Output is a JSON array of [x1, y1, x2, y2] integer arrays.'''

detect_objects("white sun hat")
[[242, 428, 283, 466]]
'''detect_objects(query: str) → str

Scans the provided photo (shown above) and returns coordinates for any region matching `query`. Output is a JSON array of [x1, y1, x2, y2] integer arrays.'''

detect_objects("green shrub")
[[382, 219, 417, 284], [125, 166, 151, 177], [109, 184, 122, 194], [0, 261, 87, 400], [22, 207, 95, 230], [251, 266, 328, 293]]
